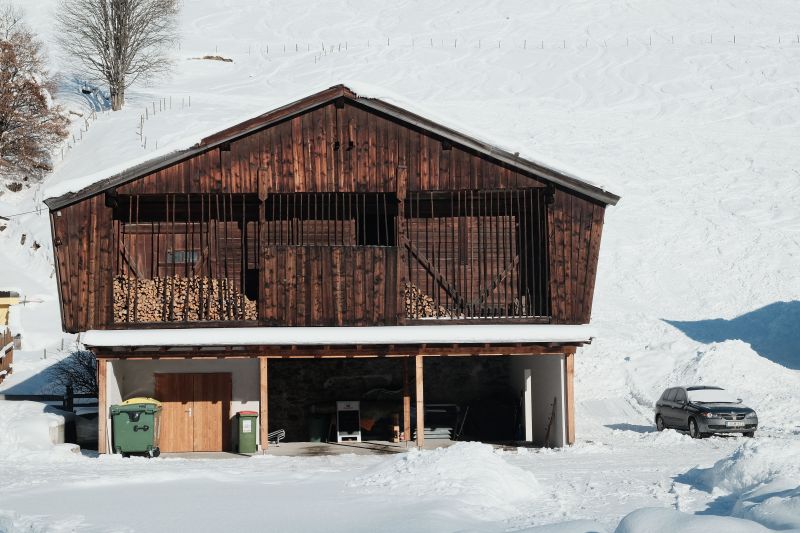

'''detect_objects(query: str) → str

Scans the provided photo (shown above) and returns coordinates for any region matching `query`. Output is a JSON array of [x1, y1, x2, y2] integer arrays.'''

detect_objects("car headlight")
[[700, 412, 720, 418], [745, 412, 757, 419]]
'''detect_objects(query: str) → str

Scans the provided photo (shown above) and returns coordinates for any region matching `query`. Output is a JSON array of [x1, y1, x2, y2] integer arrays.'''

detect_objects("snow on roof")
[[81, 324, 596, 347], [43, 83, 619, 206]]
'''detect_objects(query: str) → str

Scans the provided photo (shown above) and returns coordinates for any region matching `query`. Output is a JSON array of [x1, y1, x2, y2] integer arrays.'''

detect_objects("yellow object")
[[122, 397, 162, 406], [0, 292, 20, 326]]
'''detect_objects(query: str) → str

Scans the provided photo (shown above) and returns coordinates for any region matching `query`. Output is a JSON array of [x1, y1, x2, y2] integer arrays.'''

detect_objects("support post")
[[415, 354, 424, 449], [565, 351, 575, 445], [259, 356, 269, 452], [402, 357, 411, 443], [97, 359, 107, 454]]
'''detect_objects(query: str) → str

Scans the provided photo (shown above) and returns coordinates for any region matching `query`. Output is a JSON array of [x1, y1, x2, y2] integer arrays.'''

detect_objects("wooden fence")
[[0, 328, 12, 384]]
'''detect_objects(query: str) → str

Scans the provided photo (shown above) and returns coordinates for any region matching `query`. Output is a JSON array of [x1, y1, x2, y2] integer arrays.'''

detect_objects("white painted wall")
[[105, 360, 123, 453], [107, 359, 261, 448], [510, 354, 566, 447]]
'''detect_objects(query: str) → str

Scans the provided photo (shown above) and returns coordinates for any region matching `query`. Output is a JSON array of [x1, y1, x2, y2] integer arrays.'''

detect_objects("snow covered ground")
[[1, 400, 797, 532], [1, 0, 799, 531]]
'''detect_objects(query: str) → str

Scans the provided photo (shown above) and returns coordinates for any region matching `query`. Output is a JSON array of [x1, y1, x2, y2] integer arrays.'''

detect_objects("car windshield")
[[687, 388, 738, 404]]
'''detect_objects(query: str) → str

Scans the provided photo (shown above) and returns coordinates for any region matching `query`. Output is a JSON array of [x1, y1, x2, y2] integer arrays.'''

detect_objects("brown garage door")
[[154, 373, 232, 452]]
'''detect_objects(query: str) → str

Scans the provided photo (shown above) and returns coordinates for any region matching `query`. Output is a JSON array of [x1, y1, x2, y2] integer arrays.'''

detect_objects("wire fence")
[[189, 32, 800, 61]]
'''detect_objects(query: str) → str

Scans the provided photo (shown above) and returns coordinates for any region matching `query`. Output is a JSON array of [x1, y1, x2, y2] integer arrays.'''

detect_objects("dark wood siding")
[[52, 195, 114, 332], [52, 100, 607, 332], [261, 246, 397, 326], [117, 103, 545, 195], [547, 189, 605, 324]]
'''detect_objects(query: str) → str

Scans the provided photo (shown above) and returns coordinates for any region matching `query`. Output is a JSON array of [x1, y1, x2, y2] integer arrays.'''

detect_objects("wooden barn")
[[45, 85, 619, 453]]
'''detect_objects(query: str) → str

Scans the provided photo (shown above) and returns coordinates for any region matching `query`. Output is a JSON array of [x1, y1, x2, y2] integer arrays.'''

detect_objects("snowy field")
[[1, 0, 800, 531], [1, 394, 798, 532]]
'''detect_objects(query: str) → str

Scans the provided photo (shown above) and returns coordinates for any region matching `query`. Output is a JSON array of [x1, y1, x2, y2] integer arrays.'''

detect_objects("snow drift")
[[349, 442, 540, 519], [698, 439, 800, 530], [614, 507, 774, 533], [669, 340, 800, 433], [0, 401, 74, 458]]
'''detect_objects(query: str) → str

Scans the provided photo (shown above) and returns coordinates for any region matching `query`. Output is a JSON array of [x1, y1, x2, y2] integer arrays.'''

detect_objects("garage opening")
[[267, 355, 566, 446]]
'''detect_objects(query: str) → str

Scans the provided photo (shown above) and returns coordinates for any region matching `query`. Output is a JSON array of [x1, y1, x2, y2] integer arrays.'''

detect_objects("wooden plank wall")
[[52, 195, 114, 332], [116, 102, 545, 196], [261, 246, 397, 326], [547, 189, 605, 324], [53, 99, 607, 332]]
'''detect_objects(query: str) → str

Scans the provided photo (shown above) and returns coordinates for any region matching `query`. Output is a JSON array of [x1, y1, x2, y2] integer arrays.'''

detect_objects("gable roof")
[[44, 84, 620, 210]]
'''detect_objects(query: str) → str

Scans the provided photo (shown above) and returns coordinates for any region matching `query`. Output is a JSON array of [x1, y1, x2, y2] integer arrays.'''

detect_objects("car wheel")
[[688, 418, 701, 439], [743, 432, 755, 438], [656, 415, 665, 432]]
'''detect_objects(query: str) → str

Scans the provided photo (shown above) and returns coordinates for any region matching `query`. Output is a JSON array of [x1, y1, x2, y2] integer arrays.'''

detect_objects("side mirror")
[[737, 398, 742, 404]]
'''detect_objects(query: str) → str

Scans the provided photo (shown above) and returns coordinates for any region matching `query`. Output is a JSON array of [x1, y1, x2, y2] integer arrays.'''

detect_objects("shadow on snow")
[[664, 300, 800, 370]]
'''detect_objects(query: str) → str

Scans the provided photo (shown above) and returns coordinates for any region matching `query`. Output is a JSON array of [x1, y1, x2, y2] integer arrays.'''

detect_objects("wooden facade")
[[52, 86, 620, 451], [48, 86, 618, 333]]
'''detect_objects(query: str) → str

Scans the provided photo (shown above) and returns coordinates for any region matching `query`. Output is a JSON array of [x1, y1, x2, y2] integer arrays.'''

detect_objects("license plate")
[[726, 421, 745, 428]]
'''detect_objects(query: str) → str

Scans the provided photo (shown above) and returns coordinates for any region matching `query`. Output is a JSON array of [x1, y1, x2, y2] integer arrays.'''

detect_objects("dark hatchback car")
[[655, 386, 758, 438]]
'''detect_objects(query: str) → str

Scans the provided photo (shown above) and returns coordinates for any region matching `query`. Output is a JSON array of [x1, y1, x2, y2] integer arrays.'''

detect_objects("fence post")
[[64, 383, 74, 412]]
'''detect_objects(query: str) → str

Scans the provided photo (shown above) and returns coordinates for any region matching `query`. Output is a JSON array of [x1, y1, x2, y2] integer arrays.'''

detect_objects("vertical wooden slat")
[[259, 356, 269, 451], [97, 359, 107, 454], [415, 354, 425, 449], [291, 116, 305, 192], [565, 351, 575, 445]]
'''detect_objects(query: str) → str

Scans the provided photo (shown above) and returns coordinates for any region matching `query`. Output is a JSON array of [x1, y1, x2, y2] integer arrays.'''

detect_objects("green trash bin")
[[236, 411, 259, 454], [110, 398, 162, 457]]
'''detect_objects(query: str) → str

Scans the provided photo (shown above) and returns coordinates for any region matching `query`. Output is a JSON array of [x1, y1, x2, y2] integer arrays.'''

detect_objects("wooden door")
[[154, 373, 232, 452], [192, 373, 231, 452], [154, 373, 194, 452]]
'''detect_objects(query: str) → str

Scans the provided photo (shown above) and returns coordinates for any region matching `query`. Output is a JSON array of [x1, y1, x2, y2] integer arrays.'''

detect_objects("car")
[[654, 386, 758, 438]]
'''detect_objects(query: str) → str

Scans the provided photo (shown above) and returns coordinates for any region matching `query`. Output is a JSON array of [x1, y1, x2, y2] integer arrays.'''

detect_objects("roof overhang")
[[45, 85, 620, 210]]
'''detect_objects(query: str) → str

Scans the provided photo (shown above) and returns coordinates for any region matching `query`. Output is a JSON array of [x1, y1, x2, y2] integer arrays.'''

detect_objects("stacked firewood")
[[403, 283, 453, 319], [114, 276, 257, 323]]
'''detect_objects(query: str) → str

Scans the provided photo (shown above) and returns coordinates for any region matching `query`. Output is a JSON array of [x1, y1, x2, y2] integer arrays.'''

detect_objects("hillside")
[[0, 0, 798, 530]]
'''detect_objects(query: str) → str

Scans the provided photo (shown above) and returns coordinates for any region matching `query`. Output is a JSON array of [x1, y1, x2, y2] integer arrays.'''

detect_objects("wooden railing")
[[0, 328, 13, 384]]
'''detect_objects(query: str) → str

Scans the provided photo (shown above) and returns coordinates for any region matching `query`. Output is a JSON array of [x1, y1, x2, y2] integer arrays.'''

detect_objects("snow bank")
[[700, 439, 800, 530], [349, 442, 540, 519], [0, 401, 73, 457], [0, 510, 82, 533], [614, 507, 772, 533], [669, 341, 800, 433], [516, 519, 609, 532]]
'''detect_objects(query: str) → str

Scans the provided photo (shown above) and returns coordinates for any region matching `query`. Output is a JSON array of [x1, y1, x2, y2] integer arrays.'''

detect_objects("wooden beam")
[[259, 356, 268, 452], [98, 359, 107, 454], [415, 354, 424, 449], [565, 351, 575, 445], [101, 343, 580, 360], [402, 357, 411, 443]]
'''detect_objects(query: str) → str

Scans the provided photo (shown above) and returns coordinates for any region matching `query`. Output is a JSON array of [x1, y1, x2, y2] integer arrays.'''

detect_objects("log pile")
[[114, 276, 257, 323], [403, 283, 454, 319]]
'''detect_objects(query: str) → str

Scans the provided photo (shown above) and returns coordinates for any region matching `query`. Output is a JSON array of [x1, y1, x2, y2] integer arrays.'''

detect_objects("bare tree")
[[46, 350, 98, 396], [0, 2, 68, 183], [56, 0, 180, 111]]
